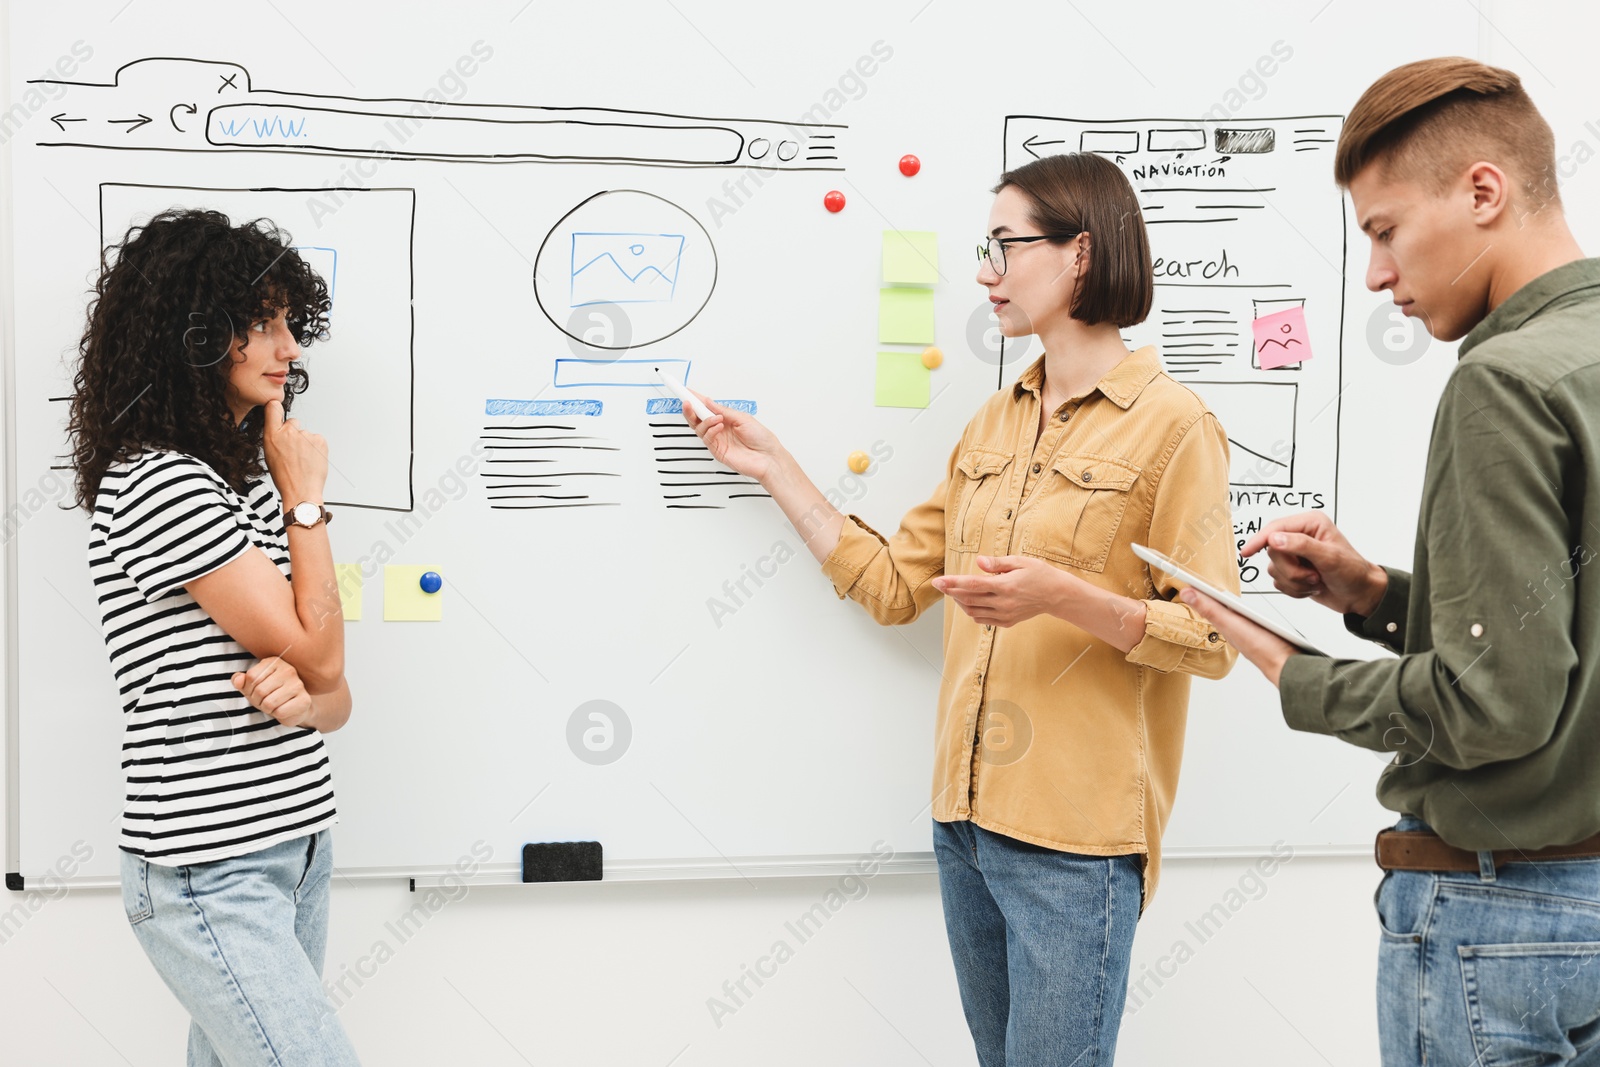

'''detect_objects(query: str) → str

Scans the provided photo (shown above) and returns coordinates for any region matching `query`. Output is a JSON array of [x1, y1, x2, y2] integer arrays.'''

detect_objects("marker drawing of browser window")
[[1001, 115, 1348, 591]]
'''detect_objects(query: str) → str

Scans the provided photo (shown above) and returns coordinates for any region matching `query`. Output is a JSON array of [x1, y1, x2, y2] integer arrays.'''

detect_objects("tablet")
[[1131, 543, 1327, 656]]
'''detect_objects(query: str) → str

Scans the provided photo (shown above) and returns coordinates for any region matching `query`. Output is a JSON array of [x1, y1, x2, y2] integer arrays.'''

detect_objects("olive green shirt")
[[1280, 258, 1600, 851]]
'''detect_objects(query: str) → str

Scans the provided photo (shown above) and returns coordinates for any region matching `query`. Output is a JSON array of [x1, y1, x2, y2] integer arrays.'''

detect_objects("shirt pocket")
[[1019, 452, 1143, 572], [949, 447, 1015, 552]]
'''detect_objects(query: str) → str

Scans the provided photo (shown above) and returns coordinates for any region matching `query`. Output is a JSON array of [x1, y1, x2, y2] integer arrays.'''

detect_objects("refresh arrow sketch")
[[108, 114, 152, 132], [169, 103, 196, 132]]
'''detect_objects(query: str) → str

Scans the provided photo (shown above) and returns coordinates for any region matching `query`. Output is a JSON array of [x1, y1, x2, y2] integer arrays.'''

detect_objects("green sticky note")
[[335, 563, 363, 622], [875, 352, 931, 408], [882, 230, 939, 284], [384, 565, 443, 622], [878, 288, 935, 344]]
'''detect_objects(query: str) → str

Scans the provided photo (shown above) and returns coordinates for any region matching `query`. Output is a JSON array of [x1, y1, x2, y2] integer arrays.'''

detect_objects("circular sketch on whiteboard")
[[534, 190, 717, 350]]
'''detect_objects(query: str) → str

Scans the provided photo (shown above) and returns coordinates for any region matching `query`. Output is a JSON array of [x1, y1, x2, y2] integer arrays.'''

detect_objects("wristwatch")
[[285, 501, 333, 529]]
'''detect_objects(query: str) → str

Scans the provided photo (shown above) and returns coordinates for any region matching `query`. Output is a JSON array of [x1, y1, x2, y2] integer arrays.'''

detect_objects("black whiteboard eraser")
[[521, 841, 602, 883]]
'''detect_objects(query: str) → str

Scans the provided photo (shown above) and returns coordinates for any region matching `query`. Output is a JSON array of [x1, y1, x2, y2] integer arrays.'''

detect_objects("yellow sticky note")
[[878, 288, 935, 344], [875, 352, 931, 408], [882, 231, 939, 284], [335, 563, 363, 622], [384, 565, 443, 622]]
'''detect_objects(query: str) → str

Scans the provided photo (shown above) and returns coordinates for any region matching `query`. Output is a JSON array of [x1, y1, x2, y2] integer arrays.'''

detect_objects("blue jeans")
[[933, 819, 1142, 1067], [120, 831, 360, 1066], [1377, 815, 1600, 1066]]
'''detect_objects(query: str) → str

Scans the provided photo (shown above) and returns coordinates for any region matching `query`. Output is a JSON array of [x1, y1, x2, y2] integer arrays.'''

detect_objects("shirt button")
[[1059, 411, 1069, 421], [1385, 622, 1398, 634], [1470, 623, 1484, 638], [1207, 632, 1219, 643], [1082, 471, 1093, 483], [1003, 509, 1012, 519], [1032, 463, 1042, 473]]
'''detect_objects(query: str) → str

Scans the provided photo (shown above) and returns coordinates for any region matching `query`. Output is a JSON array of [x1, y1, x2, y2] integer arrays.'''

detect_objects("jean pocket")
[[1375, 870, 1429, 942], [1460, 942, 1600, 1067], [119, 854, 153, 925]]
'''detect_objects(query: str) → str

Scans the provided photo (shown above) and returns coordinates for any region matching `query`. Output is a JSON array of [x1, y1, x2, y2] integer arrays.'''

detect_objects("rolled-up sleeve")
[[820, 446, 952, 627], [1126, 412, 1240, 680]]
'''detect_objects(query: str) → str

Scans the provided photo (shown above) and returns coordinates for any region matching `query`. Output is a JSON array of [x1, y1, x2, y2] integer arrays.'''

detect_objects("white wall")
[[6, 2, 1600, 1064]]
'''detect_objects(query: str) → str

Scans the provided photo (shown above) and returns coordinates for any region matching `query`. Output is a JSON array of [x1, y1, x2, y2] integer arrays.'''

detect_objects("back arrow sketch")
[[1022, 135, 1065, 158]]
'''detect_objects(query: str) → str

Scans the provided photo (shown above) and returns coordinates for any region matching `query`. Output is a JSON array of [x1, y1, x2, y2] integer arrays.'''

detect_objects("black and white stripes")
[[90, 451, 337, 865]]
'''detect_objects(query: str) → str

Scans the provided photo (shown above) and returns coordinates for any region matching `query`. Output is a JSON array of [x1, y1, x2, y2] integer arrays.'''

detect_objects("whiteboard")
[[2, 1, 1477, 883]]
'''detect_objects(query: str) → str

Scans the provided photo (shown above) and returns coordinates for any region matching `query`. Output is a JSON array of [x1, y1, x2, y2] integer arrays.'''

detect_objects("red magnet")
[[898, 154, 921, 177], [823, 190, 846, 212]]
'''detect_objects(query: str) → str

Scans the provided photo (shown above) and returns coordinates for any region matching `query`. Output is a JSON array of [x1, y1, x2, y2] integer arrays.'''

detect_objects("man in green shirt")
[[1185, 57, 1600, 1065]]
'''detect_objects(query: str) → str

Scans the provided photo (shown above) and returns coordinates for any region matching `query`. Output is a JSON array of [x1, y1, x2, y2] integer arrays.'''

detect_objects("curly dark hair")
[[68, 208, 331, 510]]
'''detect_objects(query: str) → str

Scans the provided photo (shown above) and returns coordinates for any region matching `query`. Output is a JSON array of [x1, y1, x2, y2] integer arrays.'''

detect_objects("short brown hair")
[[993, 153, 1153, 328], [1335, 57, 1559, 210]]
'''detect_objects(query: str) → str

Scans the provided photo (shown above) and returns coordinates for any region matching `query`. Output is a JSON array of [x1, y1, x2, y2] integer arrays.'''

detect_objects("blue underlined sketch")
[[570, 232, 685, 306], [1004, 114, 1347, 591], [486, 399, 604, 418]]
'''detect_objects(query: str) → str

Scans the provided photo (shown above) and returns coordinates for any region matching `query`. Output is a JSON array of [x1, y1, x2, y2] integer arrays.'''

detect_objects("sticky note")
[[878, 288, 935, 344], [882, 231, 939, 284], [334, 563, 363, 622], [1253, 306, 1312, 369], [876, 352, 931, 408], [384, 565, 443, 622]]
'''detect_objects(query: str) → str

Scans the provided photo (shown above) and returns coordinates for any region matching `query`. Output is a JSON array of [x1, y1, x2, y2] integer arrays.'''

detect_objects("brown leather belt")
[[1375, 829, 1600, 872]]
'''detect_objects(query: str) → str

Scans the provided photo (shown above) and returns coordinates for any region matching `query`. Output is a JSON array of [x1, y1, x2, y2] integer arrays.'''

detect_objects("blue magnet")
[[419, 571, 443, 594]]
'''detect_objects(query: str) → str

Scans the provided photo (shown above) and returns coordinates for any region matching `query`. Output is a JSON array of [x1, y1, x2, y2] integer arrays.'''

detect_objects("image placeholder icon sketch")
[[570, 232, 686, 306], [536, 190, 717, 349]]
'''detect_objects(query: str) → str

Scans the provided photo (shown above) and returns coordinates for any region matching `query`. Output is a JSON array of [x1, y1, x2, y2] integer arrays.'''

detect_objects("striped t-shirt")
[[89, 450, 337, 865]]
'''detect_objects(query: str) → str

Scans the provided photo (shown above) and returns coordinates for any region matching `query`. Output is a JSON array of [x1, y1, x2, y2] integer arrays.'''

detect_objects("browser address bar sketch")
[[30, 57, 846, 169]]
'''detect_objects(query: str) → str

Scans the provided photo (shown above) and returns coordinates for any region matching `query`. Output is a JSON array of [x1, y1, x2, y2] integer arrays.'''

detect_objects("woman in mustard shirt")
[[685, 152, 1237, 1066]]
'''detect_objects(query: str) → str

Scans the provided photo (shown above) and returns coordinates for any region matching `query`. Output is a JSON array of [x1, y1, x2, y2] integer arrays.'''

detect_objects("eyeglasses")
[[976, 233, 1081, 276]]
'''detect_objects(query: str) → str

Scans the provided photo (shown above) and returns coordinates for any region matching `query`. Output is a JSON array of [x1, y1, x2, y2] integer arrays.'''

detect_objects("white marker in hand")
[[656, 368, 713, 420]]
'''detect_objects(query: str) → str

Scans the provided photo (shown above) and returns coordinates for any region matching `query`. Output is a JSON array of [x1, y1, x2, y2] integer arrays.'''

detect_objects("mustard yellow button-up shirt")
[[822, 346, 1238, 907]]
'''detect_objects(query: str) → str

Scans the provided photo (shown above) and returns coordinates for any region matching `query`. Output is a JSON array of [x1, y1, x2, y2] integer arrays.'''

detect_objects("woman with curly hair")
[[69, 208, 360, 1065]]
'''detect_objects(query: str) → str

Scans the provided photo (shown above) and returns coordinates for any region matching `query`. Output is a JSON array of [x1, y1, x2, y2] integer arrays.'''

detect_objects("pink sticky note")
[[1253, 306, 1312, 369]]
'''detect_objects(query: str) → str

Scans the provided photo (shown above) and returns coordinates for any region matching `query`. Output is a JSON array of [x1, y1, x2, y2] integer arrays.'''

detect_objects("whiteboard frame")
[[2, 842, 1378, 892], [1, 10, 1454, 887], [2, 0, 23, 889]]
